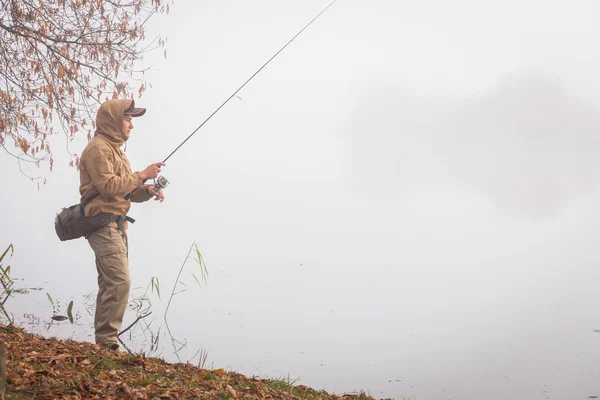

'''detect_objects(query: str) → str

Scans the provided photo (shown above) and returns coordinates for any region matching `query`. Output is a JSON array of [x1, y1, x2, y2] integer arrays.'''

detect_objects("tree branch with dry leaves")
[[0, 0, 171, 182]]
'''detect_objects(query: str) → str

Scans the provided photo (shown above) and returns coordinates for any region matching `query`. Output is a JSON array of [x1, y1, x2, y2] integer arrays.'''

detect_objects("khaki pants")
[[87, 226, 130, 346]]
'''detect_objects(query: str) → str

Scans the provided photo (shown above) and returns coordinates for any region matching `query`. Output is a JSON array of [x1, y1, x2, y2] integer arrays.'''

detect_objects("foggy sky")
[[3, 1, 600, 399]]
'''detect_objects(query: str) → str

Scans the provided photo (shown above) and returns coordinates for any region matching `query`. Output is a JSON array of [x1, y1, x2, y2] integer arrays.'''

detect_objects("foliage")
[[0, 0, 171, 177], [1, 325, 383, 400], [111, 243, 208, 360], [66, 299, 74, 323], [46, 292, 77, 323], [3, 241, 211, 370], [150, 276, 160, 299], [0, 244, 15, 322], [265, 375, 300, 393], [0, 244, 42, 323], [164, 241, 208, 322]]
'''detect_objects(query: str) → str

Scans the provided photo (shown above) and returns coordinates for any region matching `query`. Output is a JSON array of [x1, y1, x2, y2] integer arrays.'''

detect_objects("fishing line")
[[126, 0, 339, 199], [162, 0, 339, 163]]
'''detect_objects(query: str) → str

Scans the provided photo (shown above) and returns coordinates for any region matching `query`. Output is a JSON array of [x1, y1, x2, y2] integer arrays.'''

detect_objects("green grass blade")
[[190, 271, 201, 287], [151, 277, 161, 299], [193, 243, 208, 285], [0, 244, 14, 264], [67, 300, 74, 323], [46, 293, 55, 311]]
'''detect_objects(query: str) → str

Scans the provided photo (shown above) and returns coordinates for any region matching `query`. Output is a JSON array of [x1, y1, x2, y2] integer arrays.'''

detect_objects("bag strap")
[[81, 191, 100, 206], [109, 215, 136, 231]]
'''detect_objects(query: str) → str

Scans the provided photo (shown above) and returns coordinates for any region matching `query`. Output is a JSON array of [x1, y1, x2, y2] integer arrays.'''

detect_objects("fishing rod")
[[125, 0, 339, 199]]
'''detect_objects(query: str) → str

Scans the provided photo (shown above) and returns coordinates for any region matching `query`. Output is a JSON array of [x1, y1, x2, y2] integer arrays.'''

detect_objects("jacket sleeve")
[[130, 184, 154, 203], [84, 145, 144, 197]]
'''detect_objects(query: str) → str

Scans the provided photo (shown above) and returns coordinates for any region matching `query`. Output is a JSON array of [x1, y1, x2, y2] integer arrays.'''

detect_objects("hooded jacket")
[[79, 99, 152, 229]]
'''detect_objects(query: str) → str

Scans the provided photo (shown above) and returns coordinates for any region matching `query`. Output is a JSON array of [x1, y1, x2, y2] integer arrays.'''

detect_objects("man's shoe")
[[101, 343, 119, 351]]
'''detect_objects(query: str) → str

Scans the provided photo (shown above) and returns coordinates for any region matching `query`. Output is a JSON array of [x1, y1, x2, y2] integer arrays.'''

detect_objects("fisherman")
[[79, 98, 165, 350]]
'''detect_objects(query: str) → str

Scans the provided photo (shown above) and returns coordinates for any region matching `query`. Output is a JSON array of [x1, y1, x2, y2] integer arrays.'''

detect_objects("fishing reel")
[[154, 175, 169, 192], [124, 175, 169, 200]]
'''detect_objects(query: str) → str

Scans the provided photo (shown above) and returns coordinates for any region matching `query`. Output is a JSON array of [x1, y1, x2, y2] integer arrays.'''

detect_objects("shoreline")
[[0, 324, 388, 400]]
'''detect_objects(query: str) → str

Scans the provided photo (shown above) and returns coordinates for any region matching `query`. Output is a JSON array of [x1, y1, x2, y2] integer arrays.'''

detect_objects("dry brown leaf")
[[226, 384, 237, 398], [6, 373, 21, 384], [0, 323, 380, 400]]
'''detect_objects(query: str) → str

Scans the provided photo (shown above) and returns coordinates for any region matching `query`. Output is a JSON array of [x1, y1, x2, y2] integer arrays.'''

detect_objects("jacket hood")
[[94, 99, 135, 144]]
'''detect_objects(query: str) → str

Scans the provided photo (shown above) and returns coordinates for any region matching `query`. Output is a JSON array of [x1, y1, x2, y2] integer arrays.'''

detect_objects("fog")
[[349, 73, 600, 219], [3, 0, 600, 399]]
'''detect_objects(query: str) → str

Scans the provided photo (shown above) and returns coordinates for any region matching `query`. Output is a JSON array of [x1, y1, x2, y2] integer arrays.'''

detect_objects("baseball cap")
[[124, 106, 146, 117]]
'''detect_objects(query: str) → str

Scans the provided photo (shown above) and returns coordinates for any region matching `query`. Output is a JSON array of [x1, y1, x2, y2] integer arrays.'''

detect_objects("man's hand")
[[148, 185, 165, 202], [140, 162, 166, 180]]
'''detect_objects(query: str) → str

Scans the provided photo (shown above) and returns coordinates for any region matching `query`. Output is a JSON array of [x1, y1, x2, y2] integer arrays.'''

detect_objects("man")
[[79, 98, 165, 350]]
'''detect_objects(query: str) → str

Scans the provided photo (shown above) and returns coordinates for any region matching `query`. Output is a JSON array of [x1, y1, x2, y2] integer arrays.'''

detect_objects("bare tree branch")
[[0, 0, 171, 176], [118, 311, 152, 337]]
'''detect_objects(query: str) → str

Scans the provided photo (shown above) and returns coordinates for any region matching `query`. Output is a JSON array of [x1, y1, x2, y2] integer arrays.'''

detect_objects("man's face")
[[121, 115, 133, 141]]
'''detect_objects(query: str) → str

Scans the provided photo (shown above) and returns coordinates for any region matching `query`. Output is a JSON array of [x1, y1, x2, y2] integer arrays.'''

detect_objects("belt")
[[108, 215, 136, 231]]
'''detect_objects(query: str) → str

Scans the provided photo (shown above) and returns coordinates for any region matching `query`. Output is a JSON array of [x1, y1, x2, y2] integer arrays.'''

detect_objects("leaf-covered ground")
[[0, 325, 386, 400]]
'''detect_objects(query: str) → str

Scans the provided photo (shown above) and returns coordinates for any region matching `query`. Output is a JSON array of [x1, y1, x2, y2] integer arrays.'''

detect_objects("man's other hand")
[[148, 186, 165, 202]]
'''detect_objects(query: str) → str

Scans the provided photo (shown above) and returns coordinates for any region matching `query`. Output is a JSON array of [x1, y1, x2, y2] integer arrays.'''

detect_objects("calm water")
[[7, 177, 600, 400], [4, 69, 600, 400]]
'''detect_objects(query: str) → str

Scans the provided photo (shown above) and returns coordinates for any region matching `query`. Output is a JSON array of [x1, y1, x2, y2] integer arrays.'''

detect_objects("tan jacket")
[[79, 99, 152, 229]]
